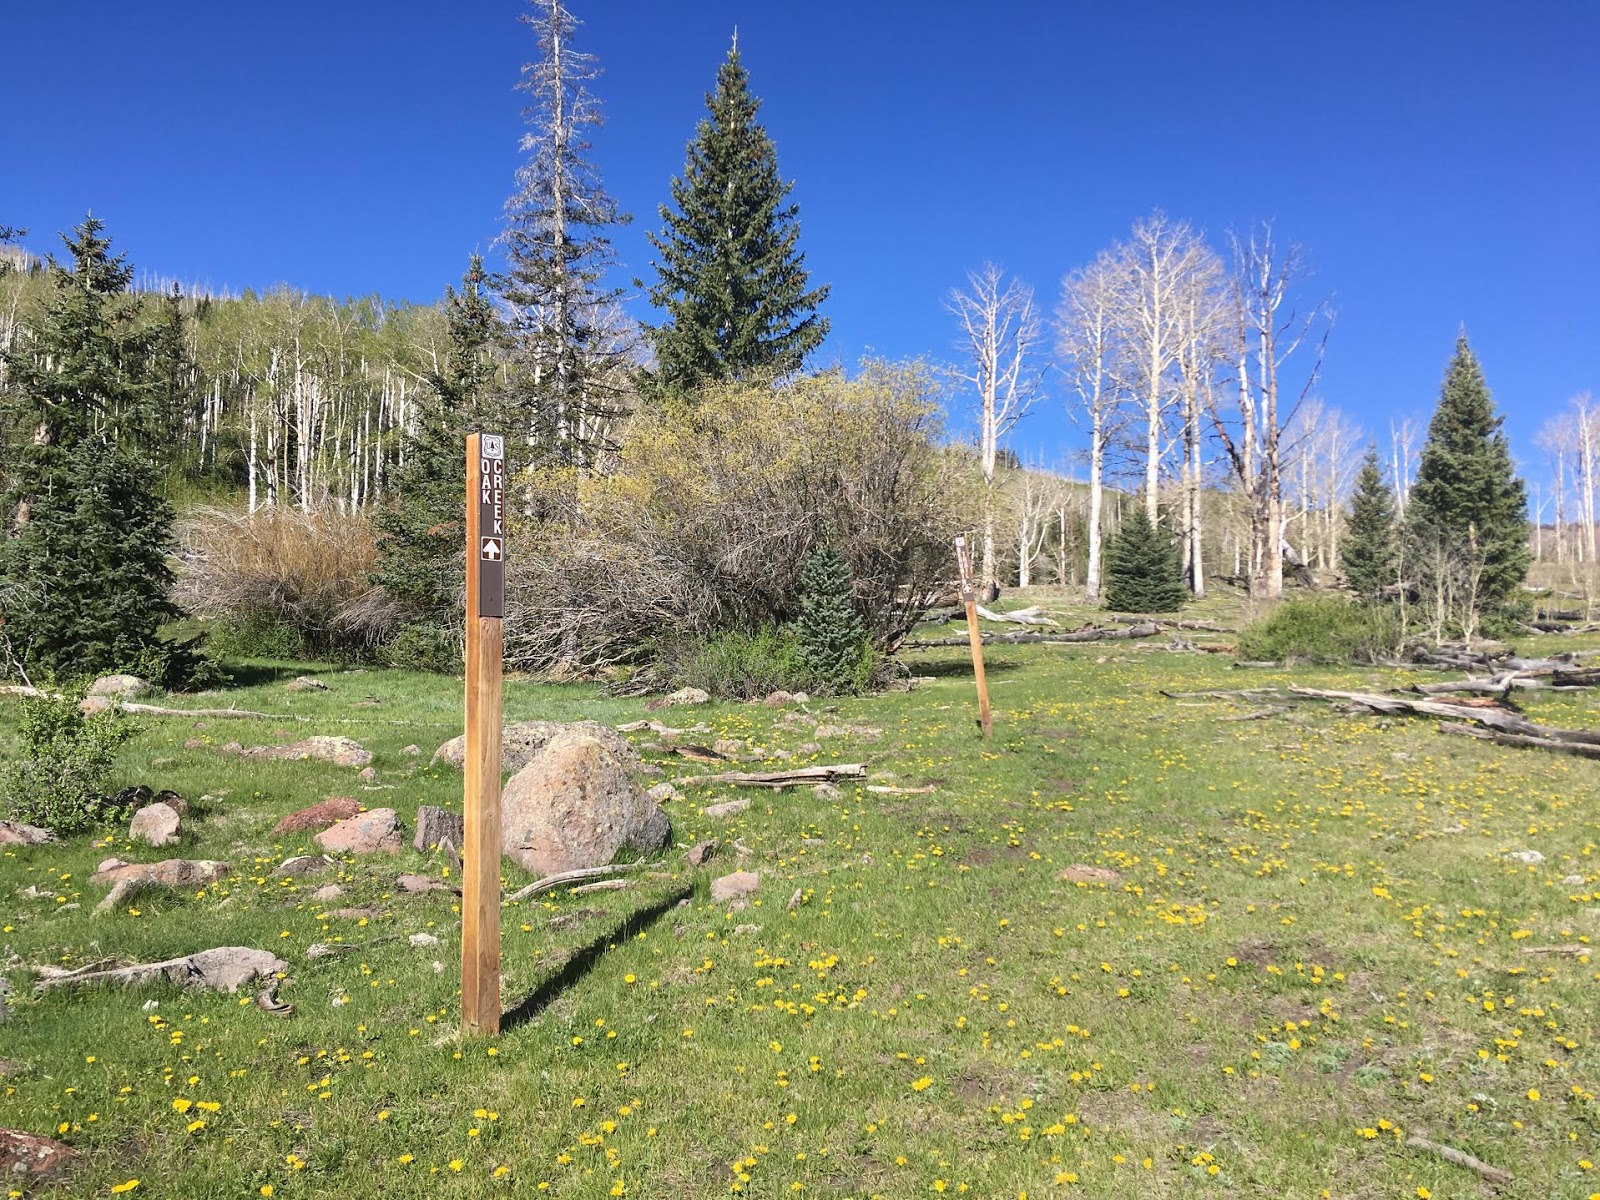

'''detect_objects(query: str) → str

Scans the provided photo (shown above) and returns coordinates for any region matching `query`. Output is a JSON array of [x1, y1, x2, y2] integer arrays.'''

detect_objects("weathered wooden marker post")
[[462, 433, 506, 1035], [954, 535, 993, 739]]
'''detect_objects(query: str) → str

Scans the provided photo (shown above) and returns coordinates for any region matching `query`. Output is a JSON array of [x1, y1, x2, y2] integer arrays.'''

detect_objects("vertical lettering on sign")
[[476, 434, 506, 617]]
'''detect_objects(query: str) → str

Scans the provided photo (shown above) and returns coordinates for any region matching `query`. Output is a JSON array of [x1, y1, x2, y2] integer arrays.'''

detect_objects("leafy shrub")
[[380, 621, 462, 674], [1236, 595, 1401, 665], [1103, 509, 1187, 613], [645, 627, 807, 700], [1, 692, 133, 835], [177, 506, 379, 660], [504, 361, 961, 674], [795, 545, 872, 694]]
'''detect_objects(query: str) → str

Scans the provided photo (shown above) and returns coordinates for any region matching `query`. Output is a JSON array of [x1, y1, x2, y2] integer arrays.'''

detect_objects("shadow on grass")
[[500, 883, 694, 1033], [902, 657, 1023, 680]]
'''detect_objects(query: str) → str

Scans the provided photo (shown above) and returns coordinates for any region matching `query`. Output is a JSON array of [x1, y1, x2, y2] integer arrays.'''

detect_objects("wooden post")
[[462, 433, 506, 1036], [954, 535, 993, 738]]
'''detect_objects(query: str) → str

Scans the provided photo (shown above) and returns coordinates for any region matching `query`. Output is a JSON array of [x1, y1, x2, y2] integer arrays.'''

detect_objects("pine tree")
[[0, 217, 189, 681], [1102, 508, 1187, 613], [645, 43, 829, 391], [370, 256, 502, 665], [794, 544, 868, 694], [499, 0, 630, 469], [1341, 447, 1398, 603], [1405, 334, 1531, 635]]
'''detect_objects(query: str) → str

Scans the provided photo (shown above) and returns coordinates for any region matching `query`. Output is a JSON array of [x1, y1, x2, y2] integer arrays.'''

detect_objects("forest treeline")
[[0, 2, 1583, 691]]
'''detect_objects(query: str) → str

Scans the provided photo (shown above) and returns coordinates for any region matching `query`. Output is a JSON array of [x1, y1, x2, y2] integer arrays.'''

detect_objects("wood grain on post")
[[461, 433, 505, 1036], [954, 536, 993, 738]]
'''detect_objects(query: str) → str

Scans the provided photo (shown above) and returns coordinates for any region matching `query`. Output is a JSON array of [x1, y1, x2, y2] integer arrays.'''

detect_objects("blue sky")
[[5, 1, 1597, 476]]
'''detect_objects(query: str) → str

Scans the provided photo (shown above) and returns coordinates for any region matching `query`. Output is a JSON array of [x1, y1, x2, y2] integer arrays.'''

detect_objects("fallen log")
[[89, 699, 280, 719], [865, 784, 938, 795], [974, 604, 1060, 626], [1439, 722, 1600, 760], [34, 947, 287, 994], [1220, 707, 1290, 721], [505, 862, 650, 904], [905, 623, 1159, 648], [1111, 616, 1236, 633], [1403, 1135, 1513, 1186], [1293, 685, 1600, 754], [672, 763, 867, 789]]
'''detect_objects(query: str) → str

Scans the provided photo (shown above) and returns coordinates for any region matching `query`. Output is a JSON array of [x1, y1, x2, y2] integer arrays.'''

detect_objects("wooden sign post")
[[954, 535, 993, 739], [462, 433, 506, 1036]]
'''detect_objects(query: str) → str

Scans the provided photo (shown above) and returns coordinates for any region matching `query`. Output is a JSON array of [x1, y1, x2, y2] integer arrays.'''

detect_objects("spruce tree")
[[370, 256, 502, 665], [0, 217, 187, 681], [1341, 447, 1398, 603], [1102, 508, 1187, 613], [794, 544, 868, 694], [499, 0, 630, 469], [645, 43, 829, 391], [1405, 334, 1531, 633]]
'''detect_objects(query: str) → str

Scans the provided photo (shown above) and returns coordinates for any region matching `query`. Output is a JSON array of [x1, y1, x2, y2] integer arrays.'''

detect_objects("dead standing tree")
[[1058, 252, 1126, 602], [1209, 224, 1331, 599], [949, 264, 1040, 599]]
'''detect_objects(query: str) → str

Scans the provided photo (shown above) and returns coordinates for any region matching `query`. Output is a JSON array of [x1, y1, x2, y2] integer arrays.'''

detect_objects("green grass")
[[2, 590, 1597, 1199]]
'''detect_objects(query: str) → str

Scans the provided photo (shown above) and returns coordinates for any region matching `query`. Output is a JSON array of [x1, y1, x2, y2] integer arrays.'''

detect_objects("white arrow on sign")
[[480, 537, 503, 561]]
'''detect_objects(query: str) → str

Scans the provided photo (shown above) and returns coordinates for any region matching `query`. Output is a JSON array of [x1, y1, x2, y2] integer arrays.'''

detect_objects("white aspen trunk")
[[1086, 420, 1105, 601], [248, 398, 259, 514], [1189, 398, 1204, 596]]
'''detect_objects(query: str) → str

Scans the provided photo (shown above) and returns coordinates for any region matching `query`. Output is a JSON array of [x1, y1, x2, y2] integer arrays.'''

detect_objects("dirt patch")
[[1231, 937, 1280, 967], [1057, 864, 1122, 885], [1075, 1089, 1172, 1143]]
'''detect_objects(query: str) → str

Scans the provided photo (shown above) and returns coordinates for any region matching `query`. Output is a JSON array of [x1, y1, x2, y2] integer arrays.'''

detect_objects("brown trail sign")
[[954, 535, 993, 738], [462, 434, 505, 1035]]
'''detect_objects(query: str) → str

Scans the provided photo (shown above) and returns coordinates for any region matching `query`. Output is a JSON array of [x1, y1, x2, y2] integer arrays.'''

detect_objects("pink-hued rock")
[[710, 871, 760, 903], [0, 1128, 76, 1181], [233, 736, 373, 769], [271, 797, 361, 836], [91, 859, 230, 887], [1056, 864, 1122, 885], [314, 809, 402, 855]]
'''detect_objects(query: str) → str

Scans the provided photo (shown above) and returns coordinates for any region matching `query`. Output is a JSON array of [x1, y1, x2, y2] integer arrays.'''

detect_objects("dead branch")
[[906, 622, 1160, 648], [672, 764, 867, 789], [974, 604, 1059, 626], [505, 862, 651, 904], [1402, 1136, 1513, 1186], [1439, 723, 1600, 760]]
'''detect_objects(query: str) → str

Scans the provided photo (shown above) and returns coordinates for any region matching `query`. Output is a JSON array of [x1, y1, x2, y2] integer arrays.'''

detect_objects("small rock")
[[662, 687, 711, 707], [128, 802, 181, 847], [21, 885, 56, 900], [1057, 864, 1122, 885], [233, 735, 374, 769], [0, 820, 52, 846], [763, 691, 795, 708], [356, 767, 377, 782], [791, 692, 810, 704], [787, 888, 802, 912], [646, 782, 682, 804], [796, 742, 821, 755], [271, 797, 362, 836], [408, 932, 441, 948], [396, 873, 454, 894], [141, 999, 160, 1011], [812, 782, 843, 801], [732, 923, 762, 935], [813, 724, 847, 739], [284, 676, 329, 693], [328, 907, 379, 921], [687, 839, 718, 867], [413, 806, 464, 854], [710, 870, 760, 903], [0, 977, 12, 1024], [401, 744, 423, 757], [802, 838, 825, 848], [315, 809, 402, 856], [310, 884, 344, 901], [1506, 850, 1545, 865], [305, 943, 337, 959], [702, 799, 750, 819], [97, 857, 128, 874], [0, 1128, 76, 1181], [87, 673, 153, 699], [92, 858, 229, 888], [1564, 874, 1586, 886], [95, 877, 153, 914], [272, 854, 335, 878], [712, 738, 744, 759]]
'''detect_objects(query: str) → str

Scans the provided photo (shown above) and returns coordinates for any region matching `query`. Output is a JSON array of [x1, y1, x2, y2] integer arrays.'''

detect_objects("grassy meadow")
[[2, 588, 1597, 1199]]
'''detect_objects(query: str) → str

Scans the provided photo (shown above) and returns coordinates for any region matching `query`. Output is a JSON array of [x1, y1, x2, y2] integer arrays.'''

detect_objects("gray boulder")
[[431, 720, 639, 775], [500, 728, 669, 876], [129, 802, 181, 847], [87, 673, 153, 699]]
